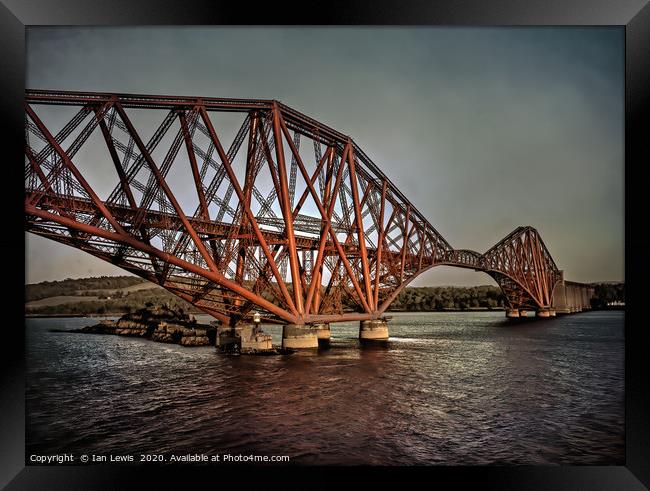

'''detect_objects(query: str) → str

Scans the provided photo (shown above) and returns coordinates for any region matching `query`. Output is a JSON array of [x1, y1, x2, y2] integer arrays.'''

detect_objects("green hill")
[[26, 275, 149, 302]]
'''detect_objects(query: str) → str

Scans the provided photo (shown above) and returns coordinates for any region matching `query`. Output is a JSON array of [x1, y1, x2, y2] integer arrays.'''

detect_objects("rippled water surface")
[[26, 311, 624, 465]]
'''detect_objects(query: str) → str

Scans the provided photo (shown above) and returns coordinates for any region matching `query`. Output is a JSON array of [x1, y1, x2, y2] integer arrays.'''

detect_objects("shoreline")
[[25, 306, 624, 319]]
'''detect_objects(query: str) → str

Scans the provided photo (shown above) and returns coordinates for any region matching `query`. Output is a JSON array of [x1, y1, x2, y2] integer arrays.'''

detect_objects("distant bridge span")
[[24, 90, 593, 344]]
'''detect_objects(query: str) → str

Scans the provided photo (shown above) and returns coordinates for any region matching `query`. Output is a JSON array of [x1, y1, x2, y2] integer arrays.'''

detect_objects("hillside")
[[25, 275, 624, 317], [25, 276, 194, 316], [25, 275, 508, 316], [26, 276, 151, 302]]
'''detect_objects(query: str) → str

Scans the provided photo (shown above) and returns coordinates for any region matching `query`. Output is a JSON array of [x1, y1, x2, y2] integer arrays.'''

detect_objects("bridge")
[[24, 90, 594, 350]]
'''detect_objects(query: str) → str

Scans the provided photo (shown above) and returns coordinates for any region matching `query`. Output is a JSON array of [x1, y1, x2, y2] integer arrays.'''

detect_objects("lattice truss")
[[481, 227, 562, 309], [24, 90, 562, 324]]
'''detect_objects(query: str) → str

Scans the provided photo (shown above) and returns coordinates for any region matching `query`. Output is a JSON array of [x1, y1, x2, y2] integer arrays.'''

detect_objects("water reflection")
[[26, 311, 624, 465]]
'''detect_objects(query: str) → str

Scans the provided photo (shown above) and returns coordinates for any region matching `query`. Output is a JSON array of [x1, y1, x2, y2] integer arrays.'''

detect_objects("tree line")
[[25, 276, 624, 316], [590, 283, 625, 309], [390, 286, 505, 311], [25, 281, 507, 316]]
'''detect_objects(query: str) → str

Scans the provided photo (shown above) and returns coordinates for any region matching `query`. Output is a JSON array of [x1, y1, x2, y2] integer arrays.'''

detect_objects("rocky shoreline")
[[51, 305, 216, 347], [49, 305, 296, 355]]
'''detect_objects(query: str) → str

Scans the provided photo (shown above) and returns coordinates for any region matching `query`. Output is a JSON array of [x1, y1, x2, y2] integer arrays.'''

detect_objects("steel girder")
[[25, 90, 564, 324]]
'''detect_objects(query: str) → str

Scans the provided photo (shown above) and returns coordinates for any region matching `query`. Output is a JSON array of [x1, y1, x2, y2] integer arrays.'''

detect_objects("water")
[[26, 311, 624, 465]]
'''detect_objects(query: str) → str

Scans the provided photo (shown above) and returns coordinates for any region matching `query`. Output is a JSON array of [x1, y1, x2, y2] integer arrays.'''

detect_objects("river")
[[26, 311, 624, 465]]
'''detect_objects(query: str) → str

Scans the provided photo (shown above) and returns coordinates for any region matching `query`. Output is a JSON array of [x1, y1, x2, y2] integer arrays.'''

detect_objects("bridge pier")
[[359, 319, 389, 341], [519, 310, 528, 318], [215, 325, 240, 349], [554, 281, 593, 314], [312, 323, 331, 347], [240, 324, 273, 352], [216, 324, 273, 352], [536, 309, 553, 318], [506, 309, 520, 318], [551, 276, 570, 314], [282, 324, 319, 349]]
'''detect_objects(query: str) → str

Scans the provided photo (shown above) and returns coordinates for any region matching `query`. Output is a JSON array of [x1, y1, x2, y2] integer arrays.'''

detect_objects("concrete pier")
[[519, 310, 528, 318], [359, 319, 389, 341], [506, 309, 520, 318], [312, 323, 331, 347], [536, 309, 551, 318], [282, 324, 319, 349]]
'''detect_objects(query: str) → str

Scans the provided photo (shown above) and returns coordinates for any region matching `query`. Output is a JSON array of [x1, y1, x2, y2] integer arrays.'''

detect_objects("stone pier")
[[215, 324, 272, 352], [215, 325, 241, 349], [551, 272, 594, 314], [506, 309, 520, 318], [312, 323, 331, 347], [282, 324, 319, 349], [240, 325, 273, 352], [359, 319, 389, 341]]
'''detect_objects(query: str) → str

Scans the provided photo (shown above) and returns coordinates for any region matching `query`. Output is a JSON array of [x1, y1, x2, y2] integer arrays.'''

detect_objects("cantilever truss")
[[481, 227, 562, 310], [24, 90, 562, 325]]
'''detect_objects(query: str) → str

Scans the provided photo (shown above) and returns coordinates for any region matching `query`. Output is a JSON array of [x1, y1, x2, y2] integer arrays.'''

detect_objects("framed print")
[[1, 1, 648, 489]]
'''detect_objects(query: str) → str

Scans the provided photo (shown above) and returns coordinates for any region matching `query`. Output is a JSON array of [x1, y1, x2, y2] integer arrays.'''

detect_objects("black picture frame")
[[2, 1, 648, 489]]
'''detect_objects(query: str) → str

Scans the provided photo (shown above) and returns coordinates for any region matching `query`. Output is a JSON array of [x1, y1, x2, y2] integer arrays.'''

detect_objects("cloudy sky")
[[25, 26, 624, 286]]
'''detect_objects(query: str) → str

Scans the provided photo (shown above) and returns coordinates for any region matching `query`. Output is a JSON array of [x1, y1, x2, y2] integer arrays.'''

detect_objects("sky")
[[25, 26, 624, 286]]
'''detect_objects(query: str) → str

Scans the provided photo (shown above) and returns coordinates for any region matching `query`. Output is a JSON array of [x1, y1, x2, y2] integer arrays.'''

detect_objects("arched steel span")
[[24, 90, 564, 326]]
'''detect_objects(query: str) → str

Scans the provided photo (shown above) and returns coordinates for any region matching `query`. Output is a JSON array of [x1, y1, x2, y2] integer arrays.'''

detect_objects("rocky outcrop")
[[151, 322, 211, 346], [72, 305, 215, 347], [76, 319, 117, 335], [56, 307, 295, 355], [114, 319, 153, 337]]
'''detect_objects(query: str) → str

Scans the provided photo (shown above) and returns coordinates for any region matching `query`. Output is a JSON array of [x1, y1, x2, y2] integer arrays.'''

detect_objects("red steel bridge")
[[24, 90, 594, 346]]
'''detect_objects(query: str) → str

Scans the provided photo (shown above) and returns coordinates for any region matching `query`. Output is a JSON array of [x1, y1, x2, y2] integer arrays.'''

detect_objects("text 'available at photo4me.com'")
[[29, 453, 291, 464]]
